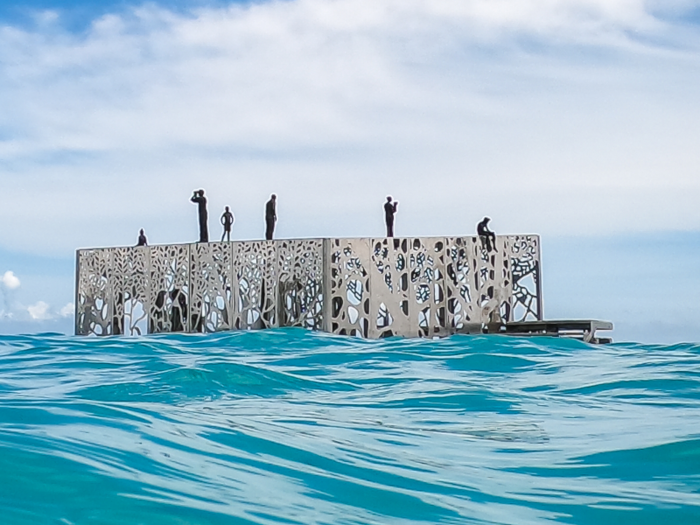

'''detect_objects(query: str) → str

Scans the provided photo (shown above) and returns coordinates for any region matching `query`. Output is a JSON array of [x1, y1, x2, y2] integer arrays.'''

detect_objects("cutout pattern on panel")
[[149, 245, 190, 333], [278, 239, 324, 330], [190, 242, 233, 333], [76, 249, 113, 336], [410, 238, 447, 337], [471, 235, 512, 325], [75, 235, 542, 337], [231, 241, 278, 330], [327, 238, 371, 337], [509, 235, 541, 321], [444, 237, 478, 333], [369, 238, 447, 338], [112, 247, 149, 336]]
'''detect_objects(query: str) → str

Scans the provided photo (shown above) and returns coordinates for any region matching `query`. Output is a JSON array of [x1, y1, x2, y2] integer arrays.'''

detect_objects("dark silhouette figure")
[[191, 189, 209, 243], [220, 206, 235, 242], [265, 194, 277, 240], [477, 217, 496, 252], [137, 229, 148, 246], [384, 196, 398, 237]]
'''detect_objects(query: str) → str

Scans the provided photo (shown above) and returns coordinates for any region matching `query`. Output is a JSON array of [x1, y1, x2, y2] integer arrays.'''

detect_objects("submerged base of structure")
[[493, 319, 613, 344]]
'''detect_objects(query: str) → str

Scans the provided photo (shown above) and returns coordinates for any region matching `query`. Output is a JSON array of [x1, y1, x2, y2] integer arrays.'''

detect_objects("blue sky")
[[0, 1, 241, 23], [1, 0, 699, 342]]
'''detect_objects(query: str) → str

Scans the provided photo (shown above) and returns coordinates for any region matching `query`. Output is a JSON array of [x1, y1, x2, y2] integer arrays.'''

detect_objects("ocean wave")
[[1, 330, 699, 525]]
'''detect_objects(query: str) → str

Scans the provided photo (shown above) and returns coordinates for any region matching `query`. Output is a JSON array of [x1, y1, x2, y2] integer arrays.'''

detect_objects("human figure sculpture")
[[477, 216, 496, 252], [136, 229, 148, 246], [190, 189, 209, 243], [384, 196, 398, 238], [220, 206, 234, 242], [265, 194, 277, 240]]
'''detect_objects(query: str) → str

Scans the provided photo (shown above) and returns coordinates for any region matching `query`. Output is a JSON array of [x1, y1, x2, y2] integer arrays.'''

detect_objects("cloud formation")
[[0, 269, 73, 324], [27, 300, 51, 320], [24, 300, 73, 321], [1, 0, 699, 256], [1, 271, 20, 290], [0, 270, 21, 316], [59, 302, 74, 318]]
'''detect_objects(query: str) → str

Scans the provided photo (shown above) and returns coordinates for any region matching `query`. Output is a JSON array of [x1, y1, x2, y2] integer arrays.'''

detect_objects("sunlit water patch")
[[1, 330, 699, 524]]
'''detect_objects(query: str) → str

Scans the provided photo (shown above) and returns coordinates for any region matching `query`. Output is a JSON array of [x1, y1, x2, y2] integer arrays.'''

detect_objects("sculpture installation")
[[75, 235, 542, 338]]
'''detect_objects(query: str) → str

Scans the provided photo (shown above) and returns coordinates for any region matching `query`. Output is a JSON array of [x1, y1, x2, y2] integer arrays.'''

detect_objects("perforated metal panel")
[[76, 236, 541, 337]]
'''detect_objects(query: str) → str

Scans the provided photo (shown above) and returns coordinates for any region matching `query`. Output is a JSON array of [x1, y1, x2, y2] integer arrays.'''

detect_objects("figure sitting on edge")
[[265, 194, 277, 240], [384, 196, 398, 238], [220, 206, 235, 242], [190, 189, 209, 243], [477, 216, 496, 252], [137, 228, 148, 246]]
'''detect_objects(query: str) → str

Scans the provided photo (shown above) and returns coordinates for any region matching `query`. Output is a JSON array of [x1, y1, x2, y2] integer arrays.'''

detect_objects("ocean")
[[0, 330, 698, 525]]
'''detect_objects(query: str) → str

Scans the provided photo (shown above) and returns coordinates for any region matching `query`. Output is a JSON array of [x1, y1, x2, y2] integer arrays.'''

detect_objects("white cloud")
[[0, 271, 21, 315], [25, 300, 73, 321], [1, 271, 21, 290], [60, 303, 74, 318], [0, 0, 699, 256], [27, 301, 53, 321]]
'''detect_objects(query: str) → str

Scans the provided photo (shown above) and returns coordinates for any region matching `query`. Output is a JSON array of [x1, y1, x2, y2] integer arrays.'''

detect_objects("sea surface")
[[0, 330, 698, 525]]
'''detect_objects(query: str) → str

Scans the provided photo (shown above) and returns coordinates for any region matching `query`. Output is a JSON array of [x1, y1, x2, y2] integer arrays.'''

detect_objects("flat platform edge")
[[497, 319, 614, 344]]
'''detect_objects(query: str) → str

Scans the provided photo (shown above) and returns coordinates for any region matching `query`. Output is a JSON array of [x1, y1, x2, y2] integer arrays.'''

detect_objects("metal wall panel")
[[190, 242, 233, 333], [149, 244, 190, 333], [75, 235, 542, 337], [76, 248, 113, 336], [112, 246, 149, 336], [277, 239, 324, 330]]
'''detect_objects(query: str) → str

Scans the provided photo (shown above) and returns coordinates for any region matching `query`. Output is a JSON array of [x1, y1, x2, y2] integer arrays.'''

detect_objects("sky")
[[1, 0, 699, 342]]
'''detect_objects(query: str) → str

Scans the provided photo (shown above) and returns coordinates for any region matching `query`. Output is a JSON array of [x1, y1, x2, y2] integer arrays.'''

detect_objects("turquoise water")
[[0, 330, 698, 525]]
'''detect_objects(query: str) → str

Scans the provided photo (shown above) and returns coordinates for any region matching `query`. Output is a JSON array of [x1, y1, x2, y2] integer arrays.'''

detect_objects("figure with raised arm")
[[384, 196, 398, 238], [220, 206, 234, 242], [136, 229, 148, 247], [477, 216, 496, 252], [265, 194, 277, 240], [190, 189, 209, 243]]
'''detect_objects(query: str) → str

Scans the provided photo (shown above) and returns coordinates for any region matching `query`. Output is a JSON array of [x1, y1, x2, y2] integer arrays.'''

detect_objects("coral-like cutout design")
[[76, 236, 541, 337]]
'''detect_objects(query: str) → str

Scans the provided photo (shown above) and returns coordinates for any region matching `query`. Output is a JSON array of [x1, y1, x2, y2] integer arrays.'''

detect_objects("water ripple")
[[0, 330, 699, 525]]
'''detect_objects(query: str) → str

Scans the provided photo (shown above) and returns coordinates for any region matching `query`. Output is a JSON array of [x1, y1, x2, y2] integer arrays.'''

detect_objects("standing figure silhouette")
[[265, 194, 277, 240], [384, 196, 398, 238], [190, 189, 209, 243], [220, 206, 234, 242]]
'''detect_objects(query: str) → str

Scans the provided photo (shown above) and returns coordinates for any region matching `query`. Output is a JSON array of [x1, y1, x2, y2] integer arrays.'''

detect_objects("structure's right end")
[[499, 319, 614, 344]]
